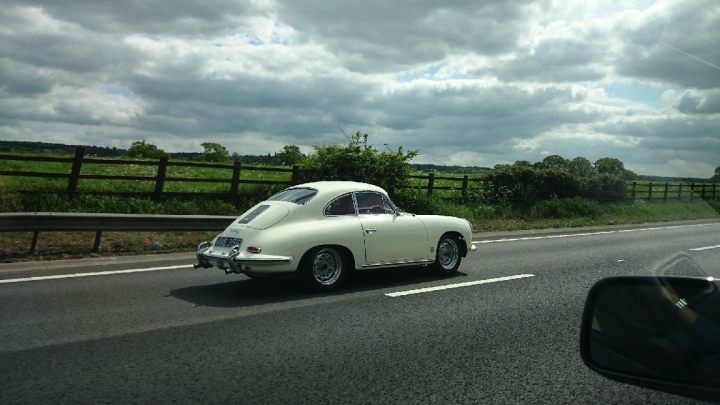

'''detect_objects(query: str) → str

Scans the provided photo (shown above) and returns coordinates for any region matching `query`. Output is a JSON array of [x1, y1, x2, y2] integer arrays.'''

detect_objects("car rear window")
[[267, 187, 318, 204], [238, 205, 270, 224]]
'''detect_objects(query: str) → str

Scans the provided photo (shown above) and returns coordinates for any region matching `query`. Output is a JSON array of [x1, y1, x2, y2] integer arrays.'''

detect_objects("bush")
[[0, 180, 17, 212], [393, 189, 447, 215], [126, 141, 170, 159], [301, 132, 418, 193], [531, 197, 603, 219], [199, 142, 230, 162], [578, 174, 627, 202]]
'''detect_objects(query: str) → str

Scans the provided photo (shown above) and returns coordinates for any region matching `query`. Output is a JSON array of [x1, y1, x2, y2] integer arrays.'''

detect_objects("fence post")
[[677, 183, 682, 200], [690, 183, 694, 201], [291, 165, 300, 186], [153, 157, 168, 202], [631, 182, 636, 200], [427, 173, 435, 197], [66, 146, 86, 198], [462, 175, 468, 198], [230, 161, 242, 204], [93, 231, 102, 252], [663, 183, 668, 203], [30, 231, 40, 254], [648, 183, 653, 201], [701, 183, 706, 200]]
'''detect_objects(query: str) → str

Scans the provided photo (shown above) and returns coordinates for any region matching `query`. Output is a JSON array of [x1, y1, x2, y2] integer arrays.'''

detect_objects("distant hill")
[[414, 164, 492, 174], [0, 140, 275, 164], [0, 140, 126, 157]]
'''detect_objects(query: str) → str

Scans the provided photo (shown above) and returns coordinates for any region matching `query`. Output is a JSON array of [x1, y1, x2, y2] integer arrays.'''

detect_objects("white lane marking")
[[690, 245, 720, 251], [386, 274, 535, 297], [472, 223, 719, 244], [0, 264, 191, 284]]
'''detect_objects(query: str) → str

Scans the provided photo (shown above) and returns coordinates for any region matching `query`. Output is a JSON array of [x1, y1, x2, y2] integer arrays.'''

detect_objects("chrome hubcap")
[[313, 248, 342, 285], [438, 239, 459, 269]]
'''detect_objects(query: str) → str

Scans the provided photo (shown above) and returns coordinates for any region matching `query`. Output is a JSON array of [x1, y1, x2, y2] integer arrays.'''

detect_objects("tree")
[[711, 166, 720, 183], [594, 157, 626, 176], [126, 140, 170, 159], [301, 132, 418, 193], [568, 157, 594, 178], [199, 142, 230, 162], [274, 145, 304, 166], [542, 155, 570, 172]]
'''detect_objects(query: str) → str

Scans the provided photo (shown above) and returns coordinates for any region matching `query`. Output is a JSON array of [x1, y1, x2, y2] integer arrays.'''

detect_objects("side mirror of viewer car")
[[580, 276, 720, 403]]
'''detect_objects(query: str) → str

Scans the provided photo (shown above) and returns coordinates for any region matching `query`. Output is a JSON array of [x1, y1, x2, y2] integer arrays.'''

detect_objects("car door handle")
[[365, 228, 377, 234]]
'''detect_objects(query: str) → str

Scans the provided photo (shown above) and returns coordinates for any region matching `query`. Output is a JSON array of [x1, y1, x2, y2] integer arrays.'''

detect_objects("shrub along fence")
[[0, 147, 717, 204]]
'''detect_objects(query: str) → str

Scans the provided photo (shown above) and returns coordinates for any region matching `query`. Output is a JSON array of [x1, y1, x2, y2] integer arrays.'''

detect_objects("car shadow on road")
[[169, 266, 469, 308]]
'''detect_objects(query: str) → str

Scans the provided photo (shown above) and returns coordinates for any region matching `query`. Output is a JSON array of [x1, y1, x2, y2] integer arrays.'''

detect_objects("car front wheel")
[[300, 246, 348, 292], [430, 234, 461, 276]]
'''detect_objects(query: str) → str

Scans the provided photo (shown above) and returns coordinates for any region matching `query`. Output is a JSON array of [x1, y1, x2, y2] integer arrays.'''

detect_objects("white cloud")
[[0, 0, 717, 178]]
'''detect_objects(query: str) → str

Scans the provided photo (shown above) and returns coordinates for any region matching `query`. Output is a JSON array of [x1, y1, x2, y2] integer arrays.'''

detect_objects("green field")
[[1, 150, 718, 228]]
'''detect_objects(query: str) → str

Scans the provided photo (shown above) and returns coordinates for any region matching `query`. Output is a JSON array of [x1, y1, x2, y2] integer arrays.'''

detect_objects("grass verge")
[[1, 199, 717, 264]]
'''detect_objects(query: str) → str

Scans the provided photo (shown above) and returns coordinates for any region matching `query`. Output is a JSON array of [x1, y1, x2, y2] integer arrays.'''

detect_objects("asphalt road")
[[1, 220, 719, 404]]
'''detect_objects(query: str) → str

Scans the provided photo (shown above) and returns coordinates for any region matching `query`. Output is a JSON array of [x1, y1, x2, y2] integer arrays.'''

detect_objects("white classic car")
[[195, 181, 476, 291]]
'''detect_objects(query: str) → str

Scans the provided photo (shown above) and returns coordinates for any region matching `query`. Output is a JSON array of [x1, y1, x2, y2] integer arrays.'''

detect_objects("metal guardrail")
[[0, 212, 236, 253]]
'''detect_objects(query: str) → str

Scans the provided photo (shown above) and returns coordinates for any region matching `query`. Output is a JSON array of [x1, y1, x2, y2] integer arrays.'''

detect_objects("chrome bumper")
[[195, 248, 292, 274]]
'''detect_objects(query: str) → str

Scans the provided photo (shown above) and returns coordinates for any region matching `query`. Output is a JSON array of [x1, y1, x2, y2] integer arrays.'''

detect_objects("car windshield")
[[267, 188, 318, 204]]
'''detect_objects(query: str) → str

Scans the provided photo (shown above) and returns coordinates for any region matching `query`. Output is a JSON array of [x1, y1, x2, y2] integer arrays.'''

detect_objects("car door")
[[355, 192, 429, 264]]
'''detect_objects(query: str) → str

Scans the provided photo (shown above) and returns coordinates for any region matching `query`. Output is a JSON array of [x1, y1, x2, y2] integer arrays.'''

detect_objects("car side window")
[[355, 192, 389, 215], [324, 194, 356, 216]]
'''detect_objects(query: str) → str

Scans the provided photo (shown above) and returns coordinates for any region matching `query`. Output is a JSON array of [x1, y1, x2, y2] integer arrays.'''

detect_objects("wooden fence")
[[629, 181, 717, 202], [0, 147, 303, 203], [0, 147, 717, 203]]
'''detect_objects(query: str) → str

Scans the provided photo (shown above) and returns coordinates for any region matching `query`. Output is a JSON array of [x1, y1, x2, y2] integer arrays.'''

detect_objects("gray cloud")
[[674, 90, 720, 114], [0, 0, 717, 177], [275, 0, 539, 72]]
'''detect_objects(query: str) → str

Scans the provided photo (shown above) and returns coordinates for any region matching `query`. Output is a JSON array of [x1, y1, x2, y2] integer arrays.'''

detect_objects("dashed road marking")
[[689, 245, 720, 251], [0, 264, 191, 284], [472, 223, 718, 245], [386, 274, 535, 297]]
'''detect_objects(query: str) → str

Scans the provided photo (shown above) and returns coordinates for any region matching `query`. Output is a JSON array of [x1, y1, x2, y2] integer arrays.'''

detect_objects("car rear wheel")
[[300, 246, 348, 292], [430, 234, 461, 276]]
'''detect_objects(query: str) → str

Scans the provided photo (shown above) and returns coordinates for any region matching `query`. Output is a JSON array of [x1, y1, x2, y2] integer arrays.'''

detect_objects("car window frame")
[[267, 187, 319, 205], [323, 192, 358, 217], [355, 191, 393, 215]]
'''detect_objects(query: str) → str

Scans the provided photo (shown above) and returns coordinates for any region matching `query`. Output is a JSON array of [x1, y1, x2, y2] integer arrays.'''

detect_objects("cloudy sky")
[[0, 0, 718, 177]]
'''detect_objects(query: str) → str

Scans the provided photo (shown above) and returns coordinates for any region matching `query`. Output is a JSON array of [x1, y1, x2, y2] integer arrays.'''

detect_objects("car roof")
[[289, 181, 387, 198]]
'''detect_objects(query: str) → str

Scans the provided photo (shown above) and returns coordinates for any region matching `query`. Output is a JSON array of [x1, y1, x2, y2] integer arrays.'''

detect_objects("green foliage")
[[274, 145, 304, 166], [568, 157, 594, 177], [594, 157, 636, 181], [541, 155, 570, 171], [711, 166, 720, 183], [199, 142, 230, 162], [126, 140, 170, 159], [301, 132, 418, 192], [0, 179, 17, 212], [482, 162, 581, 204], [393, 190, 447, 215], [577, 173, 627, 201], [531, 197, 603, 219], [482, 157, 630, 204]]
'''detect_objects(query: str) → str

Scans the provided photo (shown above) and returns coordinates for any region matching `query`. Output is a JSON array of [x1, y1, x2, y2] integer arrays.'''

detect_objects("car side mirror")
[[580, 276, 720, 403]]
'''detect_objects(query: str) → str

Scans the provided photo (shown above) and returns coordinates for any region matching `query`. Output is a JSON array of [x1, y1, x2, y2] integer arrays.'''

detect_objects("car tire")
[[300, 246, 348, 292], [430, 234, 461, 276]]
